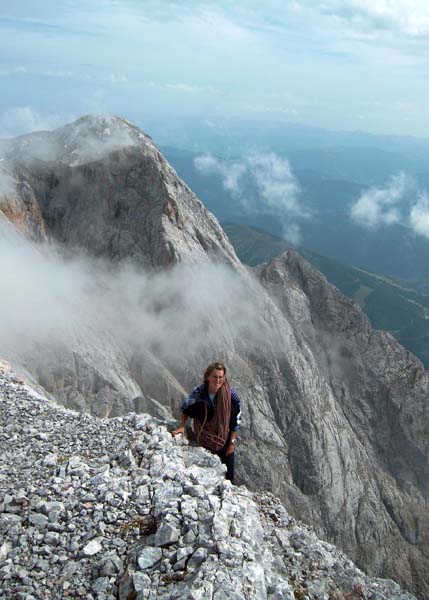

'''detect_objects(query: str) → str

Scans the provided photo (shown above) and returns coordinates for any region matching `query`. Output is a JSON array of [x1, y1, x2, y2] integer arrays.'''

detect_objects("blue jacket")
[[181, 384, 242, 432]]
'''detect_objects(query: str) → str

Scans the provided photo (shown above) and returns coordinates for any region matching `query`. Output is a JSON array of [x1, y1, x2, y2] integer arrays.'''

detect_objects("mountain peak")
[[0, 115, 241, 267], [0, 114, 157, 168]]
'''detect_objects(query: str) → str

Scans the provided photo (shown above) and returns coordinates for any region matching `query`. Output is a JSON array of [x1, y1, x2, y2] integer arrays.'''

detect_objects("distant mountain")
[[161, 145, 366, 215], [162, 146, 429, 292], [153, 116, 429, 184], [224, 223, 429, 368], [1, 116, 429, 597], [298, 216, 429, 293]]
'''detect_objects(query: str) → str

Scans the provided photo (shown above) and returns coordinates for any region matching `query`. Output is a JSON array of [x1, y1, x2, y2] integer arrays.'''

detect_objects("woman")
[[172, 362, 241, 482]]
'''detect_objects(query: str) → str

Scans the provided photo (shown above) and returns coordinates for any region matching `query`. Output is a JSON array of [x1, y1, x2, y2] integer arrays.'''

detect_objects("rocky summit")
[[1, 116, 429, 597], [0, 365, 417, 600]]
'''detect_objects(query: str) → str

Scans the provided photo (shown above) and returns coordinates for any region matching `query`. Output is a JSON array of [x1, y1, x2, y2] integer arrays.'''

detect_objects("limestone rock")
[[0, 368, 417, 600]]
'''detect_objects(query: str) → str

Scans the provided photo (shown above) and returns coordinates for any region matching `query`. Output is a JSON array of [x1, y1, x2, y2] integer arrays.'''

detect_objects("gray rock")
[[154, 522, 180, 547], [91, 577, 111, 594], [28, 513, 49, 530], [137, 547, 162, 570], [98, 552, 123, 576], [82, 539, 103, 556], [132, 571, 152, 592]]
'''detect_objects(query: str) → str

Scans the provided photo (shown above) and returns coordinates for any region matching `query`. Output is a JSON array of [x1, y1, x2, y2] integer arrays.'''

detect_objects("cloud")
[[194, 151, 306, 243], [42, 69, 74, 79], [282, 224, 302, 246], [0, 167, 16, 197], [164, 82, 209, 93], [0, 65, 28, 76], [108, 73, 128, 84], [146, 81, 216, 95], [1, 0, 428, 137], [0, 107, 68, 138], [0, 115, 144, 168], [351, 173, 429, 240], [350, 172, 411, 227], [194, 153, 247, 194], [0, 219, 270, 366], [57, 116, 141, 166], [249, 153, 303, 217], [317, 0, 429, 37], [410, 192, 429, 238], [187, 9, 253, 42]]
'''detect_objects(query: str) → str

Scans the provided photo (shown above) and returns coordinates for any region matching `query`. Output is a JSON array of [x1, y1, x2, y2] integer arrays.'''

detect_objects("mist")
[[0, 219, 271, 367], [349, 171, 429, 241], [410, 192, 429, 239], [194, 151, 308, 244], [0, 168, 16, 198], [0, 115, 147, 170], [350, 172, 410, 228]]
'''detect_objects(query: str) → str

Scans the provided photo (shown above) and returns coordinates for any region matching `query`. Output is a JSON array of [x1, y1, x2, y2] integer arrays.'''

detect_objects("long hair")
[[203, 361, 226, 385]]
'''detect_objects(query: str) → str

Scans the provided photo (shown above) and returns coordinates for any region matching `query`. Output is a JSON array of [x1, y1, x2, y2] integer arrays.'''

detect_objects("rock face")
[[0, 367, 417, 600], [1, 116, 429, 597], [0, 115, 239, 267], [255, 252, 429, 592]]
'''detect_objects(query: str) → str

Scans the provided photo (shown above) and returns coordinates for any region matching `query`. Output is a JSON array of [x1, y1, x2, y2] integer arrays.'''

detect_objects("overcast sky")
[[1, 0, 429, 138]]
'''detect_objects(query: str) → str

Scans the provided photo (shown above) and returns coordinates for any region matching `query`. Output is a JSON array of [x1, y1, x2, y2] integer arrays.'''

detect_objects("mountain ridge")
[[1, 115, 428, 597], [223, 222, 429, 367]]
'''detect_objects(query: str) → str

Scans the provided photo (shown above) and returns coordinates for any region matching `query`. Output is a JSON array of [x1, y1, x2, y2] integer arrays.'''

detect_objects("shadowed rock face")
[[255, 252, 429, 594], [0, 115, 428, 598], [0, 115, 239, 268]]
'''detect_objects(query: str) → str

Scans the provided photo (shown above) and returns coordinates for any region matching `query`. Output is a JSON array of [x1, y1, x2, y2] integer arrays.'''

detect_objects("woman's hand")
[[171, 426, 185, 437], [225, 442, 235, 456], [172, 413, 188, 437]]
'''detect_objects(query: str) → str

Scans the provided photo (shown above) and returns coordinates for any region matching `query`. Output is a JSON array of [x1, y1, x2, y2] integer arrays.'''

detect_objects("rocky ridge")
[[0, 364, 416, 600]]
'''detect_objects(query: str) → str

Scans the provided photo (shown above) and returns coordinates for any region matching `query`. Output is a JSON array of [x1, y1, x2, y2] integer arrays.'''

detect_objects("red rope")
[[194, 379, 231, 452]]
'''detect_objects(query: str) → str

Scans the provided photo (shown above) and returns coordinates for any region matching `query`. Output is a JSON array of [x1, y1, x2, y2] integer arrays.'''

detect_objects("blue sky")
[[1, 0, 429, 138]]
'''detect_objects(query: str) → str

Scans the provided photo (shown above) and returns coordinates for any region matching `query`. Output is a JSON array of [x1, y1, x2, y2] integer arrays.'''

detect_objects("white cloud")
[[0, 219, 270, 363], [0, 168, 17, 198], [410, 192, 429, 238], [195, 152, 305, 216], [147, 81, 216, 95], [351, 173, 429, 240], [194, 151, 306, 243], [318, 0, 429, 37], [350, 172, 410, 227], [42, 69, 74, 79], [108, 73, 128, 84], [1, 0, 429, 137], [164, 82, 206, 93], [0, 107, 68, 138], [248, 153, 303, 217], [0, 65, 28, 76], [0, 114, 146, 167], [190, 9, 253, 42], [282, 223, 302, 245], [194, 154, 246, 194]]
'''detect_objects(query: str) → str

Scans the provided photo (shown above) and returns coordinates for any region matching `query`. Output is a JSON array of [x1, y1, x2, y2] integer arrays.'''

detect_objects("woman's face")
[[207, 369, 225, 393]]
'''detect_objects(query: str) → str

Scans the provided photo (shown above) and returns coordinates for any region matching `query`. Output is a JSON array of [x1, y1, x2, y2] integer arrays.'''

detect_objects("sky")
[[1, 0, 429, 139]]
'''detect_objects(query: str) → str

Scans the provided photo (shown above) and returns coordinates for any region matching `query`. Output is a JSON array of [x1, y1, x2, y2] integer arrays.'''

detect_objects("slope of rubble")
[[0, 365, 416, 600]]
